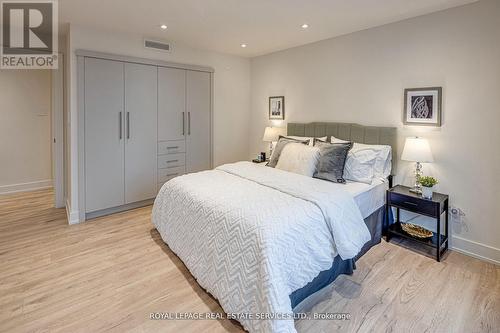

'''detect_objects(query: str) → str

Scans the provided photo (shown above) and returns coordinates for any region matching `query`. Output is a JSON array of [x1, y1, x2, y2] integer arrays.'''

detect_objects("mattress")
[[256, 161, 388, 219], [345, 179, 388, 219]]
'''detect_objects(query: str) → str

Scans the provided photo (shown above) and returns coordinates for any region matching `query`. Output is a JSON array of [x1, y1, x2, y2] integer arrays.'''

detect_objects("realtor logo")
[[1, 0, 58, 69]]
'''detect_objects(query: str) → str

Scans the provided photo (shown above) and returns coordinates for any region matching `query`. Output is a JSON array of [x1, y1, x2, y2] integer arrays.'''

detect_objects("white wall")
[[65, 24, 251, 222], [0, 69, 52, 193], [249, 0, 500, 263]]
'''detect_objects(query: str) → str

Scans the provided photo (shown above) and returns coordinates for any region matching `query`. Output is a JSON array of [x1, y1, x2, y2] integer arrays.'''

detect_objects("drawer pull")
[[166, 160, 179, 163], [167, 146, 179, 149], [167, 173, 179, 177], [404, 201, 418, 206]]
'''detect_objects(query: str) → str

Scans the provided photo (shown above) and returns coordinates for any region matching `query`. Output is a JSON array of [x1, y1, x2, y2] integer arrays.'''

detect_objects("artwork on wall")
[[403, 87, 442, 126], [269, 96, 285, 120]]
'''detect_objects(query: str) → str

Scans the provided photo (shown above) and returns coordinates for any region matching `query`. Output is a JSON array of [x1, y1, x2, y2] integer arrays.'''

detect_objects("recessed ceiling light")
[[301, 23, 309, 29], [160, 24, 167, 30], [241, 43, 247, 48]]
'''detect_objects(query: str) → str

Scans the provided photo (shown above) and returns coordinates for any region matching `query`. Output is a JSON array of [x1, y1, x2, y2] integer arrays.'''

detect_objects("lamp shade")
[[262, 127, 285, 142], [401, 137, 434, 163]]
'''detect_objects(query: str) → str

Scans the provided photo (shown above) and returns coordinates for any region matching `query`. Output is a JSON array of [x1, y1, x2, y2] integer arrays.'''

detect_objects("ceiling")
[[59, 0, 477, 57]]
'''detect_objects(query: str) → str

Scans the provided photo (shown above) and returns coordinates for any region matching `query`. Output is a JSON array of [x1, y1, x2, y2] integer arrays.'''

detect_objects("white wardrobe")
[[78, 51, 212, 219], [157, 68, 212, 182]]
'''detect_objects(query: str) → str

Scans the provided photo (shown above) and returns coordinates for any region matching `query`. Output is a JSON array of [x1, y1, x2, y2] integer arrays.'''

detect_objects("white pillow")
[[353, 143, 392, 179], [286, 136, 327, 146], [331, 136, 350, 144], [275, 143, 320, 177], [344, 148, 377, 184], [331, 136, 392, 179]]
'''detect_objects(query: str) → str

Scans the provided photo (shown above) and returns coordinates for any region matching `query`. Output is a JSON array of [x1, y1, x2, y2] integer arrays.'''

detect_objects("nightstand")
[[386, 185, 449, 262], [252, 159, 268, 164]]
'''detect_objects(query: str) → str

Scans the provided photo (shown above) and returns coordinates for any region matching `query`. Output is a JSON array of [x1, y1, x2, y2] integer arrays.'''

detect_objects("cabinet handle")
[[404, 201, 418, 206], [166, 146, 179, 150], [182, 112, 185, 136], [166, 160, 178, 163], [126, 112, 130, 139], [119, 112, 122, 140], [188, 112, 191, 135]]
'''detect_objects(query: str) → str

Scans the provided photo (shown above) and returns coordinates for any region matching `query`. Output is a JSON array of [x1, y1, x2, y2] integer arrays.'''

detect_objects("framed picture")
[[404, 87, 442, 126], [269, 96, 285, 120]]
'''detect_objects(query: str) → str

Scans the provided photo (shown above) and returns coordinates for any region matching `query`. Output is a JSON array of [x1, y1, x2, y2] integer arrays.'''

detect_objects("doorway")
[[51, 54, 64, 208]]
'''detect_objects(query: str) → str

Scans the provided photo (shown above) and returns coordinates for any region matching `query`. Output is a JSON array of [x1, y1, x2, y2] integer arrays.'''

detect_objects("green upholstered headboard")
[[287, 122, 398, 174]]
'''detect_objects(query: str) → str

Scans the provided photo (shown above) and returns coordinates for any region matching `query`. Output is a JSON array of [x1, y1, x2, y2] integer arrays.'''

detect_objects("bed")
[[152, 122, 397, 333]]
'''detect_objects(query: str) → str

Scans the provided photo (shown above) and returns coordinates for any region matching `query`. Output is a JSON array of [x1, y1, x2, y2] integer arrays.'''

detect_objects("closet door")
[[186, 71, 211, 173], [124, 63, 158, 203], [158, 67, 186, 141], [84, 58, 125, 212]]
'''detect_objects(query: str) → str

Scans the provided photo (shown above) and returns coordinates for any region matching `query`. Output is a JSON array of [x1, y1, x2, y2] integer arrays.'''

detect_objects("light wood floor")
[[0, 189, 498, 333]]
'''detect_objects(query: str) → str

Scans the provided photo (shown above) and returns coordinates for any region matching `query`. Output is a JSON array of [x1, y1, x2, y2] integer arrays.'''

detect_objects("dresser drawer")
[[158, 153, 185, 169], [389, 192, 437, 217], [158, 166, 185, 183], [158, 140, 186, 155]]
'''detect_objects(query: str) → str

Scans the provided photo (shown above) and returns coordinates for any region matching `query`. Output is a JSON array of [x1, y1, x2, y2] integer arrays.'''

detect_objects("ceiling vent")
[[144, 39, 171, 52]]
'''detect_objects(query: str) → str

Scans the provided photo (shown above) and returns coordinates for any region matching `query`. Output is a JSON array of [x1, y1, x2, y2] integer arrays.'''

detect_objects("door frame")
[[51, 53, 64, 208]]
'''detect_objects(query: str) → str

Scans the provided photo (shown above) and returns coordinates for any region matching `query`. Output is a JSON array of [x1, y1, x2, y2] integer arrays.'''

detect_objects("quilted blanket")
[[152, 161, 370, 333]]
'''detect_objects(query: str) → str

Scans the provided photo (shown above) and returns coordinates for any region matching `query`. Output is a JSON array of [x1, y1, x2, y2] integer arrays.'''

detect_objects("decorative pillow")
[[331, 136, 392, 179], [313, 140, 353, 183], [312, 137, 328, 146], [352, 143, 392, 179], [268, 136, 309, 168], [343, 148, 378, 184], [331, 136, 350, 144], [285, 136, 328, 146], [275, 143, 320, 177]]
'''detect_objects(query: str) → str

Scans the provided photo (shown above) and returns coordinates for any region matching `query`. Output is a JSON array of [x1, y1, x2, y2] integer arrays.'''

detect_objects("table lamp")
[[401, 137, 434, 193], [262, 127, 284, 157]]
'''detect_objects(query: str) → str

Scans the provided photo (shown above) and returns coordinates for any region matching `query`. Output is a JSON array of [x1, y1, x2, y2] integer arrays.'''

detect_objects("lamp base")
[[410, 162, 423, 194]]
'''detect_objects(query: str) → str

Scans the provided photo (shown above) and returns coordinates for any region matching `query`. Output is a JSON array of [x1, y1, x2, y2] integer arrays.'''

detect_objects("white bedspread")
[[152, 162, 370, 333]]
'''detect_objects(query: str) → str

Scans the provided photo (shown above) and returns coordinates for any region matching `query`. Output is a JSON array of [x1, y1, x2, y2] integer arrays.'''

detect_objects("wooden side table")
[[386, 185, 449, 261]]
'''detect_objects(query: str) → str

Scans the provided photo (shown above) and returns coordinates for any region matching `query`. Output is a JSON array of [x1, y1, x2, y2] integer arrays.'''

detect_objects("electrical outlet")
[[450, 206, 466, 218], [450, 206, 468, 233]]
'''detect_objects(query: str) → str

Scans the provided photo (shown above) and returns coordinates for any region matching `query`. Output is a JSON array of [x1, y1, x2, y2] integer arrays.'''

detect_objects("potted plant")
[[419, 176, 438, 199]]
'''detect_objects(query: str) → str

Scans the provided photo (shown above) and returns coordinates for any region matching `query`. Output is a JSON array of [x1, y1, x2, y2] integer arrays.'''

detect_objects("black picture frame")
[[269, 96, 285, 120]]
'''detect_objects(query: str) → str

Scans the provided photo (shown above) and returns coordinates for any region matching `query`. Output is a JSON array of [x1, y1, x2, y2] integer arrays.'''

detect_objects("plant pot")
[[422, 186, 434, 199]]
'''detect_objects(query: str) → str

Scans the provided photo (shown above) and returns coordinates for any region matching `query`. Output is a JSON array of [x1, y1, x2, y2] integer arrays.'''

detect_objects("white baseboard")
[[65, 198, 80, 225], [0, 179, 53, 195], [451, 236, 500, 266]]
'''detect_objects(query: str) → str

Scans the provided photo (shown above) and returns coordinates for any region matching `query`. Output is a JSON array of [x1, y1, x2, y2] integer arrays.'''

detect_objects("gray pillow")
[[313, 137, 327, 145], [267, 136, 309, 168], [313, 140, 353, 183]]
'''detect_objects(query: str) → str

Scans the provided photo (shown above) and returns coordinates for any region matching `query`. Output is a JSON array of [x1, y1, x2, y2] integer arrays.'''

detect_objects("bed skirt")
[[290, 206, 393, 308]]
